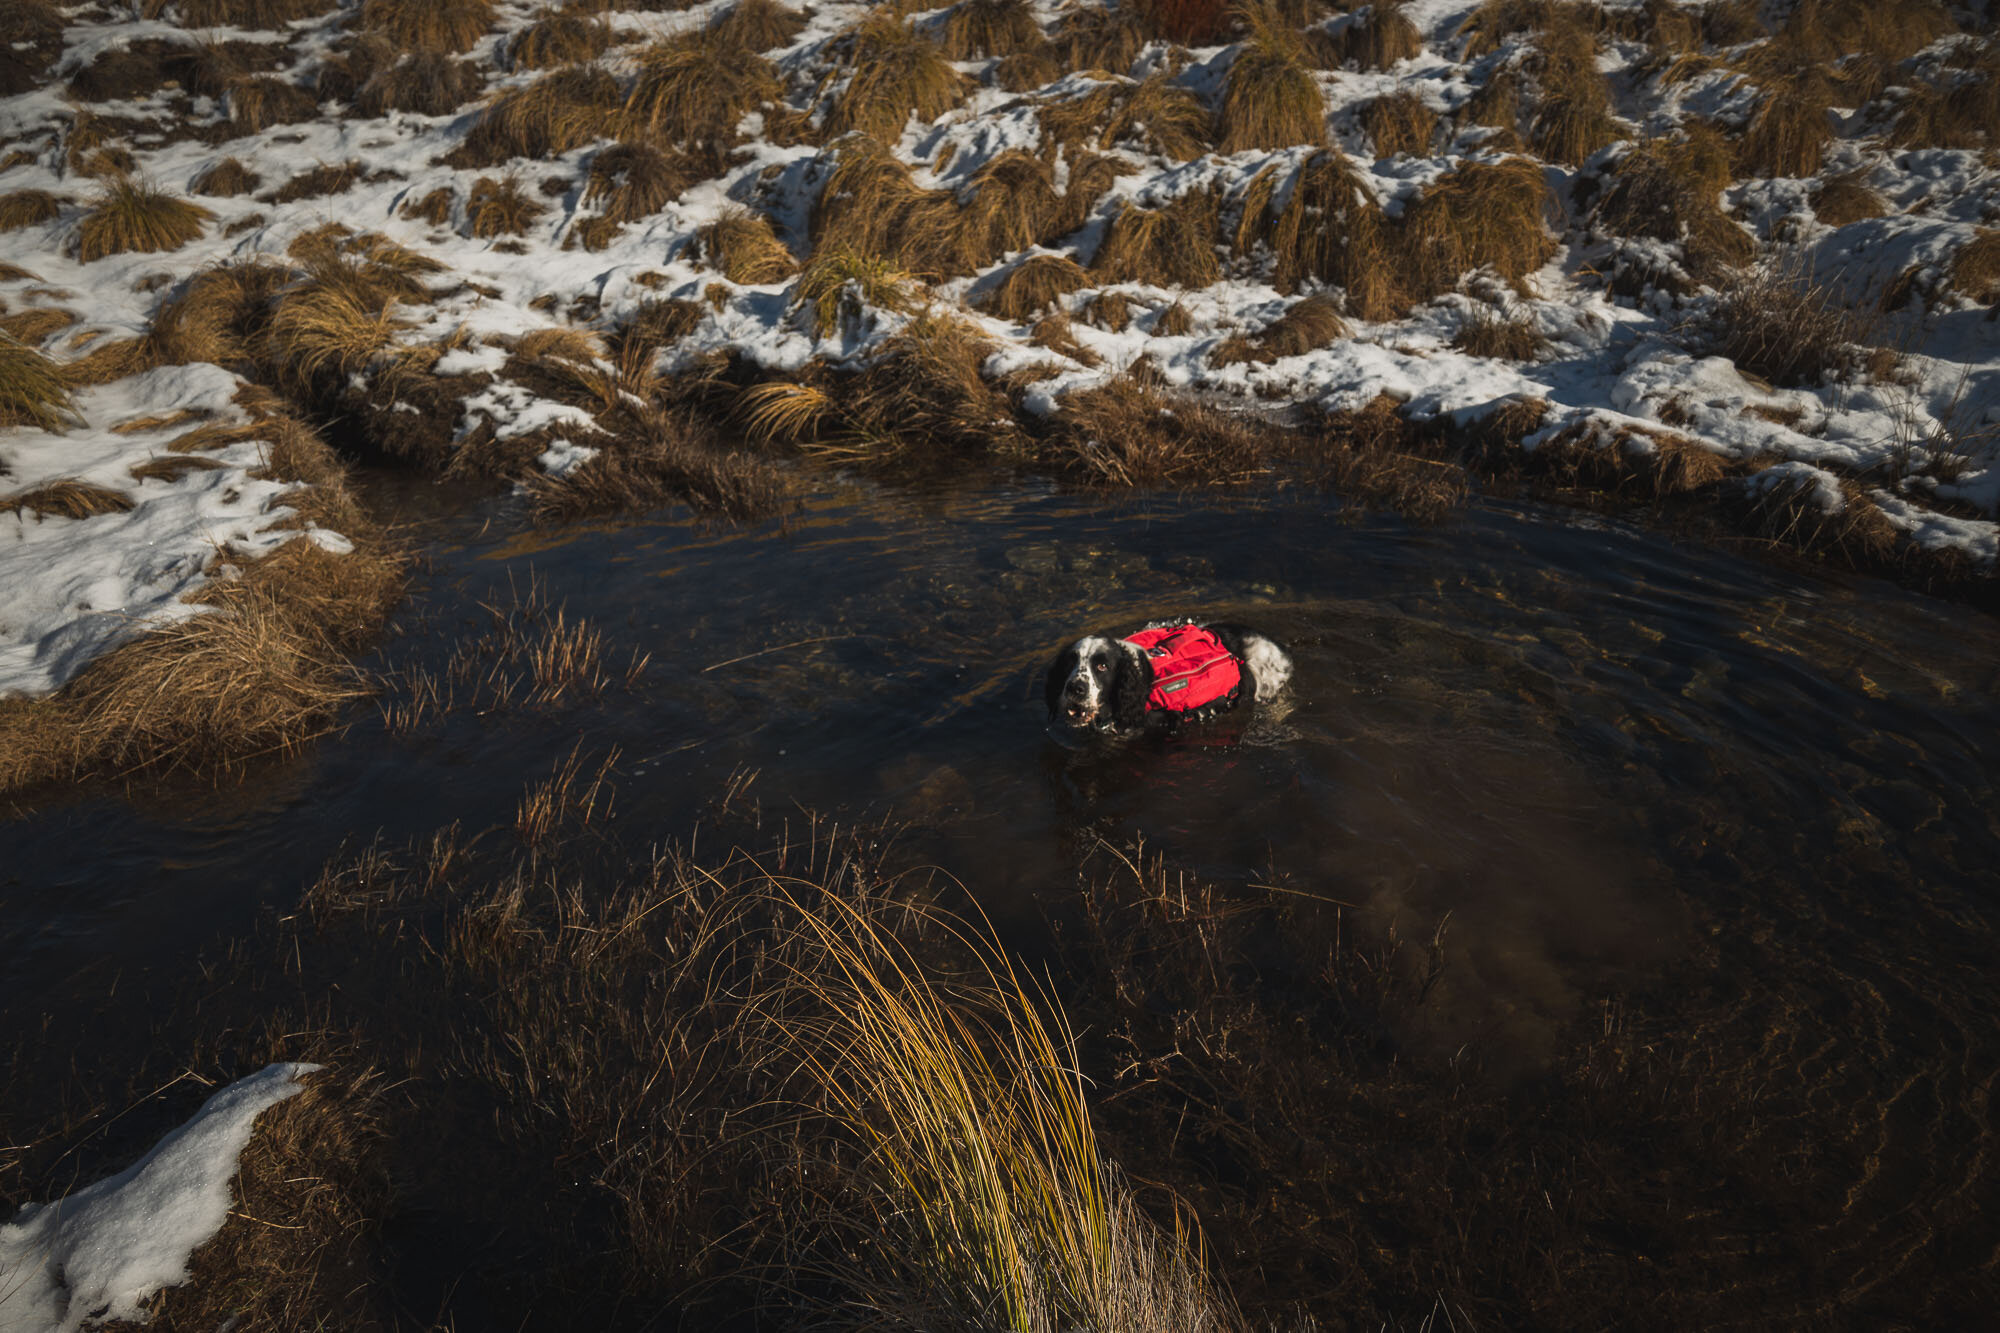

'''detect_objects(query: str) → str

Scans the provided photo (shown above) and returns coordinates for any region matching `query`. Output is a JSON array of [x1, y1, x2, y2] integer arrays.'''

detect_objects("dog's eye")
[[1093, 661, 1106, 673]]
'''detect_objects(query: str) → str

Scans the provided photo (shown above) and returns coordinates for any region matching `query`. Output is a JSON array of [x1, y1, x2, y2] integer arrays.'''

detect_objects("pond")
[[4, 470, 1997, 1319]]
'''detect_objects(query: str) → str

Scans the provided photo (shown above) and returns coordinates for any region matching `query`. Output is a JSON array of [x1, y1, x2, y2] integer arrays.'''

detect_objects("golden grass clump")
[[359, 0, 495, 54], [263, 159, 367, 204], [699, 206, 798, 283], [1042, 74, 1212, 163], [465, 174, 544, 238], [170, 0, 334, 26], [0, 478, 135, 519], [581, 141, 699, 227], [1529, 5, 1618, 165], [1249, 149, 1404, 317], [73, 179, 215, 264], [958, 148, 1062, 266], [623, 31, 781, 155], [710, 0, 810, 54], [1213, 293, 1348, 364], [1320, 0, 1423, 70], [0, 0, 62, 96], [1593, 127, 1753, 278], [1451, 305, 1550, 359], [1947, 230, 2000, 306], [1037, 373, 1271, 487], [1362, 91, 1438, 157], [1810, 170, 1887, 226], [1889, 45, 2000, 152], [228, 75, 319, 133], [1532, 415, 1738, 499], [0, 307, 76, 347], [1735, 53, 1834, 178], [191, 157, 261, 197], [1400, 156, 1554, 300], [1092, 190, 1221, 289], [829, 13, 972, 142], [0, 189, 63, 232], [0, 332, 80, 431], [1128, 0, 1233, 45], [938, 0, 1044, 60], [525, 409, 792, 523], [811, 135, 966, 277], [356, 51, 485, 117], [980, 251, 1091, 322], [1052, 5, 1149, 75], [508, 9, 612, 71], [1694, 259, 1871, 387], [1774, 0, 1954, 69], [448, 63, 623, 166], [1218, 3, 1327, 152], [795, 248, 918, 338]]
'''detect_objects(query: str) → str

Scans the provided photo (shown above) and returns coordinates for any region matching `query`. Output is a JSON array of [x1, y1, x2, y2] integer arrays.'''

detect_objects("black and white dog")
[[1044, 621, 1293, 735]]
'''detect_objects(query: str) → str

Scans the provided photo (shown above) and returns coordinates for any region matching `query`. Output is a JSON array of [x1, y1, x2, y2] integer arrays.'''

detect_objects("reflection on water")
[[3, 472, 1998, 1279]]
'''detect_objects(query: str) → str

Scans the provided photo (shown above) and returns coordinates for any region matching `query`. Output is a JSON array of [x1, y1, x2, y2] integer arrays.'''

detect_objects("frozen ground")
[[1, 0, 1995, 699]]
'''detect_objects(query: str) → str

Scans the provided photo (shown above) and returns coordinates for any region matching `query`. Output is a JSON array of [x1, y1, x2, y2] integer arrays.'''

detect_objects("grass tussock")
[[509, 9, 612, 71], [1130, 0, 1233, 46], [356, 51, 484, 117], [1214, 294, 1348, 366], [1399, 156, 1554, 300], [1805, 170, 1885, 224], [524, 409, 793, 523], [796, 249, 919, 339], [623, 31, 781, 156], [465, 174, 544, 239], [73, 179, 214, 264], [1362, 91, 1438, 157], [811, 136, 965, 277], [0, 189, 63, 232], [227, 75, 319, 133], [980, 252, 1091, 322], [68, 43, 167, 103], [1092, 190, 1222, 291], [1690, 259, 1873, 388], [358, 0, 495, 54], [711, 0, 810, 54], [1451, 305, 1550, 360], [1594, 127, 1752, 279], [0, 0, 62, 97], [1947, 230, 2000, 305], [1218, 4, 1327, 153], [1529, 4, 1618, 166], [938, 0, 1044, 60], [0, 478, 133, 519], [264, 160, 366, 204], [1735, 55, 1833, 178], [1040, 76, 1212, 163], [1245, 149, 1402, 317], [171, 0, 333, 25], [191, 157, 260, 197], [958, 148, 1062, 265], [1528, 414, 1740, 501], [448, 64, 623, 167], [1742, 466, 1899, 563], [582, 141, 700, 227], [1053, 5, 1148, 75], [1320, 0, 1423, 70], [698, 206, 797, 284], [0, 307, 77, 347], [1035, 373, 1272, 488], [829, 13, 972, 142]]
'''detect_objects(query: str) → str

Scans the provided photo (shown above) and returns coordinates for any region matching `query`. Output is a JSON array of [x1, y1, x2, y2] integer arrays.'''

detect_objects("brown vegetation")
[[0, 189, 63, 232], [358, 0, 494, 54], [74, 180, 215, 264], [1319, 0, 1424, 70], [698, 206, 797, 284], [1736, 53, 1833, 178], [1033, 372, 1271, 487], [1691, 260, 1874, 387], [937, 0, 1044, 60], [1529, 4, 1618, 165], [1810, 169, 1886, 227], [623, 30, 781, 156], [980, 252, 1091, 322], [1213, 293, 1348, 364], [227, 76, 319, 133], [263, 160, 365, 204], [828, 13, 971, 142], [811, 136, 965, 277], [355, 51, 485, 117], [190, 157, 260, 197], [0, 478, 133, 518], [1362, 91, 1438, 157], [1451, 305, 1549, 359], [508, 9, 612, 71], [1092, 190, 1222, 290], [1400, 156, 1555, 300], [1040, 75, 1211, 163], [1594, 127, 1752, 280], [711, 0, 810, 54], [465, 174, 544, 238], [1218, 3, 1326, 152], [524, 409, 793, 523], [448, 63, 623, 167]]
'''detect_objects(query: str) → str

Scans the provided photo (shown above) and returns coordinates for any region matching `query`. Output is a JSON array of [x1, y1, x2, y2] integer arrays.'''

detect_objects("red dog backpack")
[[1122, 624, 1243, 718]]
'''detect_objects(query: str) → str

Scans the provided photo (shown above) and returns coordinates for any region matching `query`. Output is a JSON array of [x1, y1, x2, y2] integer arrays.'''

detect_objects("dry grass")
[[1529, 5, 1618, 166], [1053, 5, 1149, 74], [355, 51, 484, 117], [1040, 76, 1212, 163], [524, 409, 793, 523], [263, 160, 364, 204], [1214, 293, 1348, 365], [448, 63, 623, 167], [797, 249, 919, 339], [68, 43, 167, 102], [980, 252, 1091, 322], [190, 157, 260, 197], [465, 174, 544, 238], [1594, 127, 1753, 279], [129, 454, 227, 483], [1400, 156, 1554, 301], [1218, 4, 1327, 152], [1319, 0, 1423, 70], [358, 0, 495, 54], [811, 135, 965, 277], [1736, 54, 1833, 178], [1, 478, 133, 518], [1092, 190, 1221, 290], [698, 206, 797, 283], [0, 189, 63, 232], [829, 13, 972, 142], [73, 179, 214, 264], [1246, 149, 1402, 317], [1531, 415, 1739, 500], [0, 307, 77, 346], [581, 141, 699, 227], [1033, 372, 1274, 487], [958, 148, 1062, 265], [1947, 230, 2000, 305], [172, 0, 333, 25], [623, 30, 781, 155], [1130, 0, 1233, 45], [1451, 305, 1549, 360], [1362, 91, 1438, 158], [938, 0, 1044, 59], [1690, 258, 1872, 388], [1742, 466, 1899, 563], [227, 75, 318, 133], [711, 0, 811, 53], [0, 0, 62, 97], [509, 9, 612, 71]]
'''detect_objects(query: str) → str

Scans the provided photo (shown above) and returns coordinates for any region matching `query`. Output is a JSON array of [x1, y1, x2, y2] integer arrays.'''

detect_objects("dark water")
[[4, 473, 1998, 1221]]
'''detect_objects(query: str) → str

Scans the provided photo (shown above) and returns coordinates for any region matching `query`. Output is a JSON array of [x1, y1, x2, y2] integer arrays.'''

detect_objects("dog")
[[1044, 620, 1292, 735]]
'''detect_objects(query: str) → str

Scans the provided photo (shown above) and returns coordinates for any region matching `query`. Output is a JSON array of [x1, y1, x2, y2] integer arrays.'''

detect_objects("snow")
[[3, 0, 1996, 700], [0, 1064, 318, 1333]]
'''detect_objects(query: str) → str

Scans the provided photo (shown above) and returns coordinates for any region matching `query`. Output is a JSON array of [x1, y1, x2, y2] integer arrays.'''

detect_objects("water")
[[4, 471, 1998, 1306]]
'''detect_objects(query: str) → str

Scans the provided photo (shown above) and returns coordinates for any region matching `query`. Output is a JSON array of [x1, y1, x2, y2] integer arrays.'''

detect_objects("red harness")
[[1123, 624, 1243, 718]]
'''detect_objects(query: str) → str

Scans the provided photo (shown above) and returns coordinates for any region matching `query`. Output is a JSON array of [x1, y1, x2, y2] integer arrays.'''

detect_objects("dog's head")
[[1044, 634, 1148, 733]]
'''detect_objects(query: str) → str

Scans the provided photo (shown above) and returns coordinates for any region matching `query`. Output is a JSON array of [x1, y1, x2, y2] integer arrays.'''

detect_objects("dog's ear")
[[1043, 645, 1078, 721], [1110, 640, 1152, 731]]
